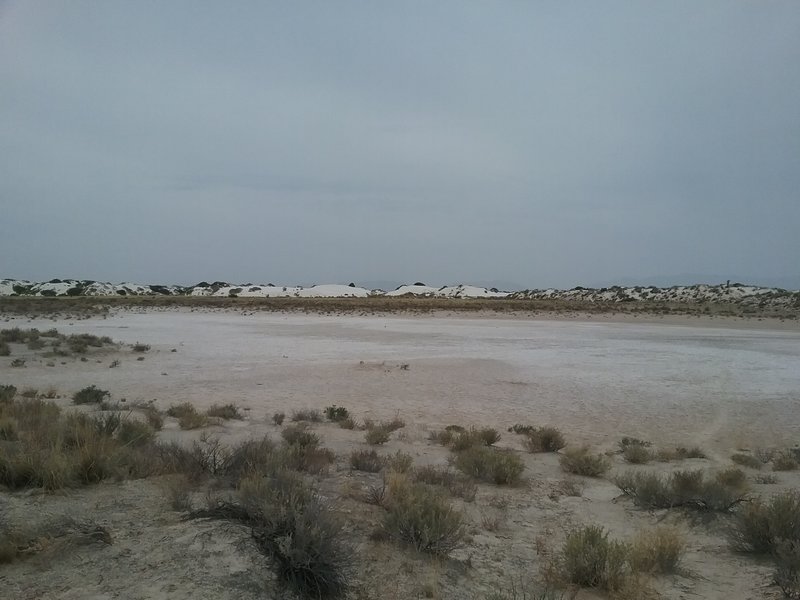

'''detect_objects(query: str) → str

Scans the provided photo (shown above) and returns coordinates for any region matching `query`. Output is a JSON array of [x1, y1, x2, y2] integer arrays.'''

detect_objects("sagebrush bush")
[[559, 447, 610, 477], [338, 416, 356, 430], [615, 469, 749, 512], [386, 451, 414, 474], [206, 403, 242, 420], [0, 342, 9, 357], [382, 475, 465, 555], [282, 425, 320, 448], [561, 525, 629, 591], [272, 412, 285, 426], [774, 540, 800, 599], [453, 447, 524, 485], [729, 490, 800, 554], [350, 449, 384, 472], [629, 526, 685, 573], [716, 466, 748, 490], [132, 342, 150, 352], [72, 385, 110, 405], [731, 453, 762, 469], [0, 385, 16, 403], [117, 419, 156, 447]]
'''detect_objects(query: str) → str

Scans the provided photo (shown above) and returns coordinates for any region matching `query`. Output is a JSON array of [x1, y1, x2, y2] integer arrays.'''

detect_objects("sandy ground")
[[1, 310, 799, 599]]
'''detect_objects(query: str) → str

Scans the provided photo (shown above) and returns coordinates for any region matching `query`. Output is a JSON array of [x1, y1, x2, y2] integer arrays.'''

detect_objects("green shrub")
[[206, 403, 242, 420], [731, 453, 762, 469], [729, 490, 800, 554], [561, 525, 629, 591], [559, 447, 610, 477], [350, 449, 384, 473], [382, 476, 465, 555], [453, 447, 524, 485], [324, 405, 350, 422], [72, 385, 110, 405]]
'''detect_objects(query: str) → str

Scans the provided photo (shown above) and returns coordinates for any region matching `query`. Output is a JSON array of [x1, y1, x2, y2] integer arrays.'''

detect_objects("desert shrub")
[[167, 402, 208, 429], [445, 424, 466, 433], [629, 526, 685, 573], [282, 426, 334, 473], [622, 444, 653, 464], [272, 412, 285, 426], [382, 415, 406, 432], [27, 339, 45, 350], [117, 419, 156, 447], [731, 453, 762, 469], [132, 343, 150, 352], [386, 451, 414, 474], [224, 436, 277, 479], [523, 426, 566, 453], [291, 409, 323, 423], [0, 418, 18, 441], [716, 467, 748, 489], [137, 404, 164, 430], [196, 473, 352, 599], [0, 385, 16, 403], [675, 446, 707, 459], [162, 474, 193, 511], [338, 416, 356, 430], [10, 359, 25, 368], [618, 437, 652, 451], [773, 452, 799, 471], [756, 474, 779, 485], [729, 490, 800, 554], [0, 328, 26, 342], [206, 403, 242, 420], [559, 447, 610, 477], [350, 449, 384, 473], [365, 426, 391, 445], [282, 425, 320, 448], [324, 405, 350, 422], [20, 388, 38, 399], [775, 541, 800, 599], [0, 342, 10, 356], [561, 525, 629, 591], [72, 385, 110, 405], [453, 447, 524, 485], [478, 427, 502, 446], [615, 469, 749, 512], [382, 476, 465, 555], [429, 429, 454, 446], [509, 423, 535, 435], [413, 465, 477, 501]]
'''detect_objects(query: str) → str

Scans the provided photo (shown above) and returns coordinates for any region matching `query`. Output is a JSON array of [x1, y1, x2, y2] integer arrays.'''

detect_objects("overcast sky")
[[1, 2, 798, 289]]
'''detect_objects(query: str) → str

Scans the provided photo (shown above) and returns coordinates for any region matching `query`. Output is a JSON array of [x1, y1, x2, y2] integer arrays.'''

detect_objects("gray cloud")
[[1, 1, 799, 288]]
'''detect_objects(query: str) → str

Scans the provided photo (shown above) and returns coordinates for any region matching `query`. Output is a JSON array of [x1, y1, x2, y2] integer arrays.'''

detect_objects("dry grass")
[[560, 525, 629, 592], [729, 490, 800, 554], [166, 402, 209, 429], [731, 453, 762, 469], [413, 465, 477, 501], [350, 449, 384, 473], [773, 452, 799, 471], [291, 409, 323, 423], [364, 425, 391, 445]]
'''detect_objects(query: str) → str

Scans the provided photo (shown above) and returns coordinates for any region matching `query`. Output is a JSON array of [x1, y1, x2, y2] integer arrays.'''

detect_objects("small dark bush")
[[324, 405, 350, 422], [0, 342, 10, 356], [72, 385, 110, 405], [132, 343, 150, 352], [729, 490, 800, 554], [338, 417, 356, 429], [365, 426, 391, 445], [773, 452, 799, 471], [774, 540, 800, 599], [10, 359, 25, 368], [619, 437, 652, 451], [622, 445, 653, 464], [508, 423, 535, 435], [413, 465, 477, 501], [523, 426, 567, 453], [282, 425, 321, 448], [615, 469, 749, 512], [272, 412, 285, 426], [166, 402, 208, 429], [117, 419, 156, 447]]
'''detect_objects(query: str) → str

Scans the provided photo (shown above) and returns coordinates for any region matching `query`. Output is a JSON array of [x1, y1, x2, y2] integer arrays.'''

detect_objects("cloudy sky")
[[1, 2, 798, 289]]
